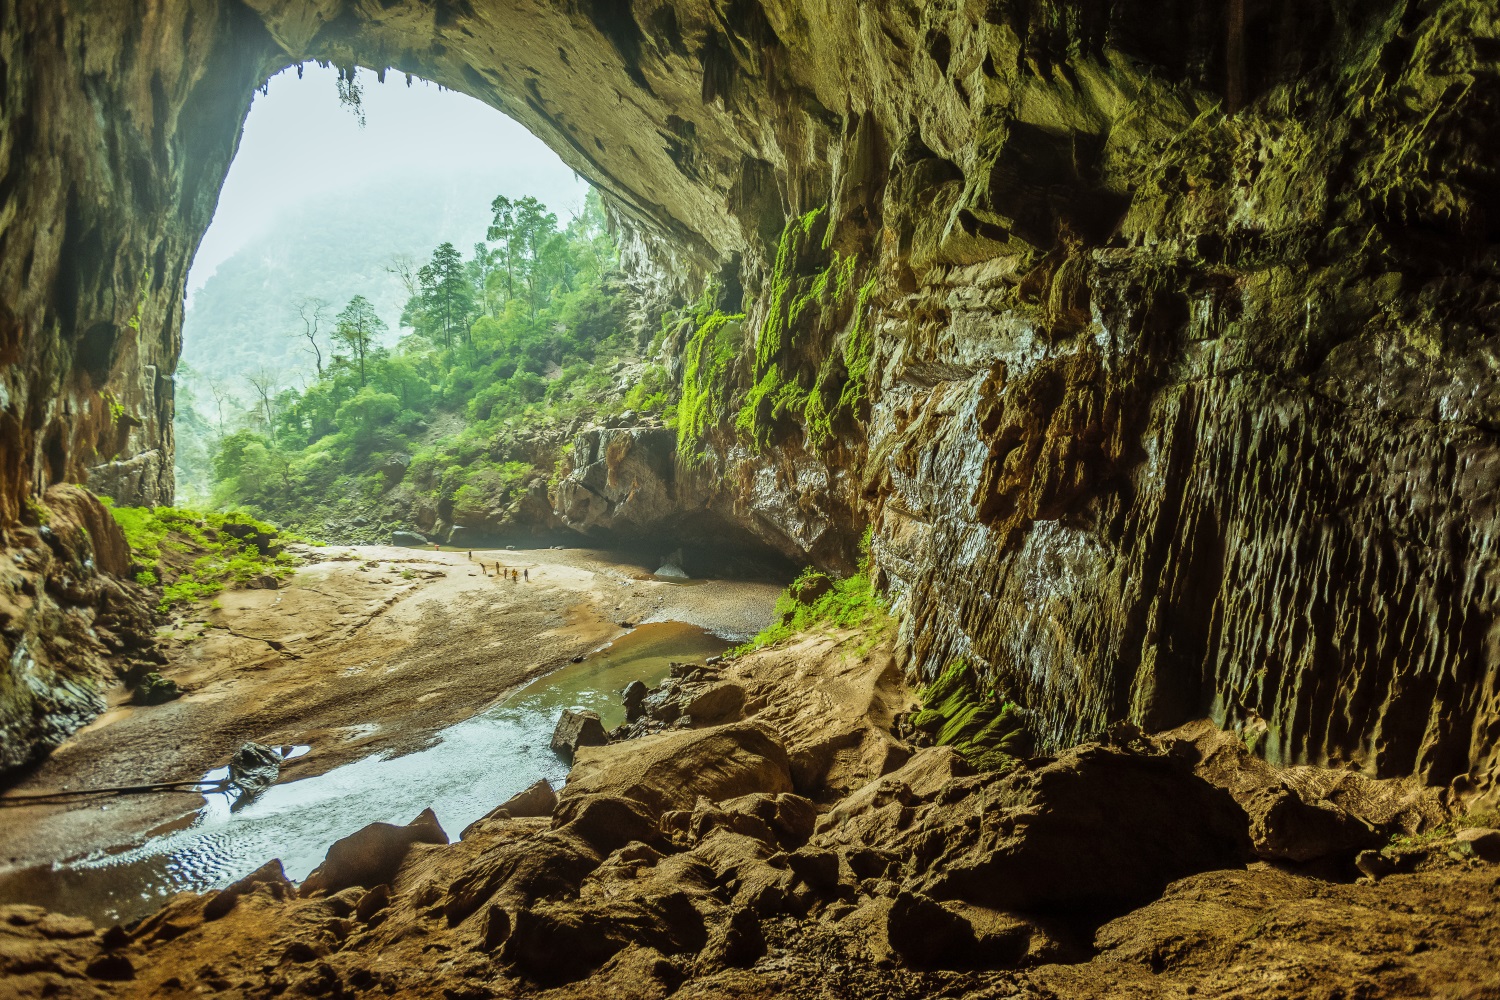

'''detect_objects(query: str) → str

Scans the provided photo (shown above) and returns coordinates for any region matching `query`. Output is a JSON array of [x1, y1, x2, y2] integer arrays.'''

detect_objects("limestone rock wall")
[[4, 0, 1499, 788]]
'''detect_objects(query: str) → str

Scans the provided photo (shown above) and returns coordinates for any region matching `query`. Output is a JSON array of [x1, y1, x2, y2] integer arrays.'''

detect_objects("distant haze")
[[188, 64, 590, 297], [181, 64, 590, 386]]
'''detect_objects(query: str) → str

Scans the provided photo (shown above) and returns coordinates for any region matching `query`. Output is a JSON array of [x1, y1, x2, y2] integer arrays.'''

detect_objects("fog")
[[188, 64, 590, 297]]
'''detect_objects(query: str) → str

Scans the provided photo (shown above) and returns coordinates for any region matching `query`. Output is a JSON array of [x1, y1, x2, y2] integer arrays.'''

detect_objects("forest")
[[196, 189, 670, 540]]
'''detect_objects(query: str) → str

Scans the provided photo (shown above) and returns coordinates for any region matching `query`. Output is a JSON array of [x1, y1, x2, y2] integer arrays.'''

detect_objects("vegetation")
[[908, 660, 1032, 772], [1386, 809, 1500, 852], [733, 207, 877, 454], [733, 532, 890, 654], [199, 189, 650, 537], [105, 502, 301, 612]]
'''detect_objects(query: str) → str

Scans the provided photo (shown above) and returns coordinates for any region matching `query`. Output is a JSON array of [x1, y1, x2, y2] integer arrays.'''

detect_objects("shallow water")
[[0, 621, 727, 926]]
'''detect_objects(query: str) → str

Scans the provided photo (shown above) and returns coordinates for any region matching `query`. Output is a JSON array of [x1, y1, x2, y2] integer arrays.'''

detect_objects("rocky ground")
[[4, 628, 1496, 1000], [0, 545, 781, 877]]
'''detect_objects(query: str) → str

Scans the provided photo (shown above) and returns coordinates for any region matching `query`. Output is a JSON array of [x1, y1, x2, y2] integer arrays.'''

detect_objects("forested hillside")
[[196, 189, 672, 542], [180, 170, 517, 384]]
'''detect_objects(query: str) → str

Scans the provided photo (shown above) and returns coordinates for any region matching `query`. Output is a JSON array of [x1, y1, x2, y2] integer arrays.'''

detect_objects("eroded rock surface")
[[3, 631, 1496, 1000]]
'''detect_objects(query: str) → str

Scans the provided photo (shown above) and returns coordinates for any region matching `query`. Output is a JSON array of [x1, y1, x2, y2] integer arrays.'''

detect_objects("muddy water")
[[0, 622, 728, 926]]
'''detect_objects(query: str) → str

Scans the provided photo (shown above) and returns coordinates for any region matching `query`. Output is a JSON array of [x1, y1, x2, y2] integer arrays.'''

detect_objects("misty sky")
[[188, 64, 590, 294]]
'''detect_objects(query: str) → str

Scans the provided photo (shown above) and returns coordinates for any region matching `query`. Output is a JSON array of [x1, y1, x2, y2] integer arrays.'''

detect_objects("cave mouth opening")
[[172, 62, 598, 533]]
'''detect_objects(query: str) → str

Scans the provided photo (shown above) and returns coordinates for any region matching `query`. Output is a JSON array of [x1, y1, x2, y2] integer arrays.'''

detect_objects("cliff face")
[[3, 0, 1499, 786]]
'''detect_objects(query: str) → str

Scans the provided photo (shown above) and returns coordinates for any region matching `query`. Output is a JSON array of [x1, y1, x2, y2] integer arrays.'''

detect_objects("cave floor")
[[0, 545, 782, 875]]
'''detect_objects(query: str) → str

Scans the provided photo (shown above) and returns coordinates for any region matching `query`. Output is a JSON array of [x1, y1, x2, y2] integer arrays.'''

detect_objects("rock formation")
[[3, 0, 1500, 792], [4, 630, 1497, 1000]]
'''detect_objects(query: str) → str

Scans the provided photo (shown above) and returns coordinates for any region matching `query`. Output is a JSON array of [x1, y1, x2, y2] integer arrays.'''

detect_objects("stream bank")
[[0, 545, 782, 921]]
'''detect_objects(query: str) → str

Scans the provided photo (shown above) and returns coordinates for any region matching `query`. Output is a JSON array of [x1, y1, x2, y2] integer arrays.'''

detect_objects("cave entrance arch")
[[172, 62, 592, 503], [6, 0, 759, 520]]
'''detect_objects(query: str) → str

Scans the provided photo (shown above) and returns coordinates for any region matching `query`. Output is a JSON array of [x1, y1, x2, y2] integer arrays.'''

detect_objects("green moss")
[[107, 504, 302, 612], [23, 496, 50, 526], [733, 564, 890, 656], [911, 660, 1031, 772], [739, 208, 877, 454], [678, 310, 746, 461], [1387, 809, 1500, 852]]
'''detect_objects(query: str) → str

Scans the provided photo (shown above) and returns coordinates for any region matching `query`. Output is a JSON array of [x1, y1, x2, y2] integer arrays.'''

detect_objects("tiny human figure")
[[467, 550, 473, 561], [523, 568, 529, 582]]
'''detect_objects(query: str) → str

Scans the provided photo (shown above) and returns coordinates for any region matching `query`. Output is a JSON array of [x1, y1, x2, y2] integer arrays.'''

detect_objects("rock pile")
[[8, 632, 1495, 999]]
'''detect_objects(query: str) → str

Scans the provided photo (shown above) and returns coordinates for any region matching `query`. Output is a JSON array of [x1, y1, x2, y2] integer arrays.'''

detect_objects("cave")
[[3, 1, 1500, 994]]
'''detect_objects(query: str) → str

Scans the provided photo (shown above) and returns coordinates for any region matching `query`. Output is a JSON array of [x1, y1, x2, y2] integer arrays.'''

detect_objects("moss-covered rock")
[[910, 662, 1031, 773]]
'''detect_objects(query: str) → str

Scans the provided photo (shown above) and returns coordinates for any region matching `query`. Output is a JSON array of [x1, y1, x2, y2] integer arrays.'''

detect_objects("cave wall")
[[3, 0, 1498, 788]]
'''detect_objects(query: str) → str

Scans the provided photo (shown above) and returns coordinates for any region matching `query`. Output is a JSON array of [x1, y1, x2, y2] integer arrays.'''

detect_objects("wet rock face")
[[0, 487, 161, 774], [7, 0, 1500, 783], [870, 1, 1500, 784], [0, 2, 282, 518]]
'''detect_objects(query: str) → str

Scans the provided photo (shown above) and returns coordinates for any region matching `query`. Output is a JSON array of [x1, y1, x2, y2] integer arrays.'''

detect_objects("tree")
[[294, 297, 329, 376], [468, 243, 498, 319], [335, 386, 402, 452], [386, 253, 420, 299], [513, 197, 560, 321], [333, 295, 385, 386], [245, 367, 282, 444], [204, 375, 233, 437], [487, 195, 519, 302], [416, 242, 473, 350]]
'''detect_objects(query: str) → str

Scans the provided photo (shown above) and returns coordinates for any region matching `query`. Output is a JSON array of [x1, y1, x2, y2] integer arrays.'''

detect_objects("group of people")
[[469, 550, 527, 582]]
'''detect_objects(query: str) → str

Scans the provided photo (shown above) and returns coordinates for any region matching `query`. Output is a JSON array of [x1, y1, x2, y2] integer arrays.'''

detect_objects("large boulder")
[[203, 859, 294, 920], [551, 709, 609, 761], [130, 672, 182, 705], [42, 484, 131, 577], [623, 680, 649, 722], [460, 780, 559, 840], [561, 723, 794, 817], [300, 808, 449, 896], [817, 741, 1251, 922], [684, 683, 745, 725], [390, 530, 427, 547]]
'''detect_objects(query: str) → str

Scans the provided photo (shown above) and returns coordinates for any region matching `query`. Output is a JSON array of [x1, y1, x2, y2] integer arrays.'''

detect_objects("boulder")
[[461, 780, 559, 839], [501, 897, 705, 986], [696, 793, 819, 850], [551, 709, 609, 761], [1455, 827, 1500, 862], [684, 683, 745, 725], [623, 680, 649, 722], [203, 859, 294, 920], [497, 779, 558, 818], [391, 530, 427, 547], [1239, 784, 1382, 862], [553, 793, 664, 855], [300, 807, 449, 896], [818, 742, 1252, 921], [227, 742, 281, 803], [698, 906, 765, 970], [885, 891, 977, 969], [561, 723, 794, 817], [42, 484, 132, 577], [131, 672, 182, 705]]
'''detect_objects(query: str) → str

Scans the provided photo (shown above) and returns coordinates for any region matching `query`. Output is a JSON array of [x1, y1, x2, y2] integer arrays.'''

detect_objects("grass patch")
[[104, 501, 302, 612], [1388, 809, 1500, 851], [732, 564, 890, 656]]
